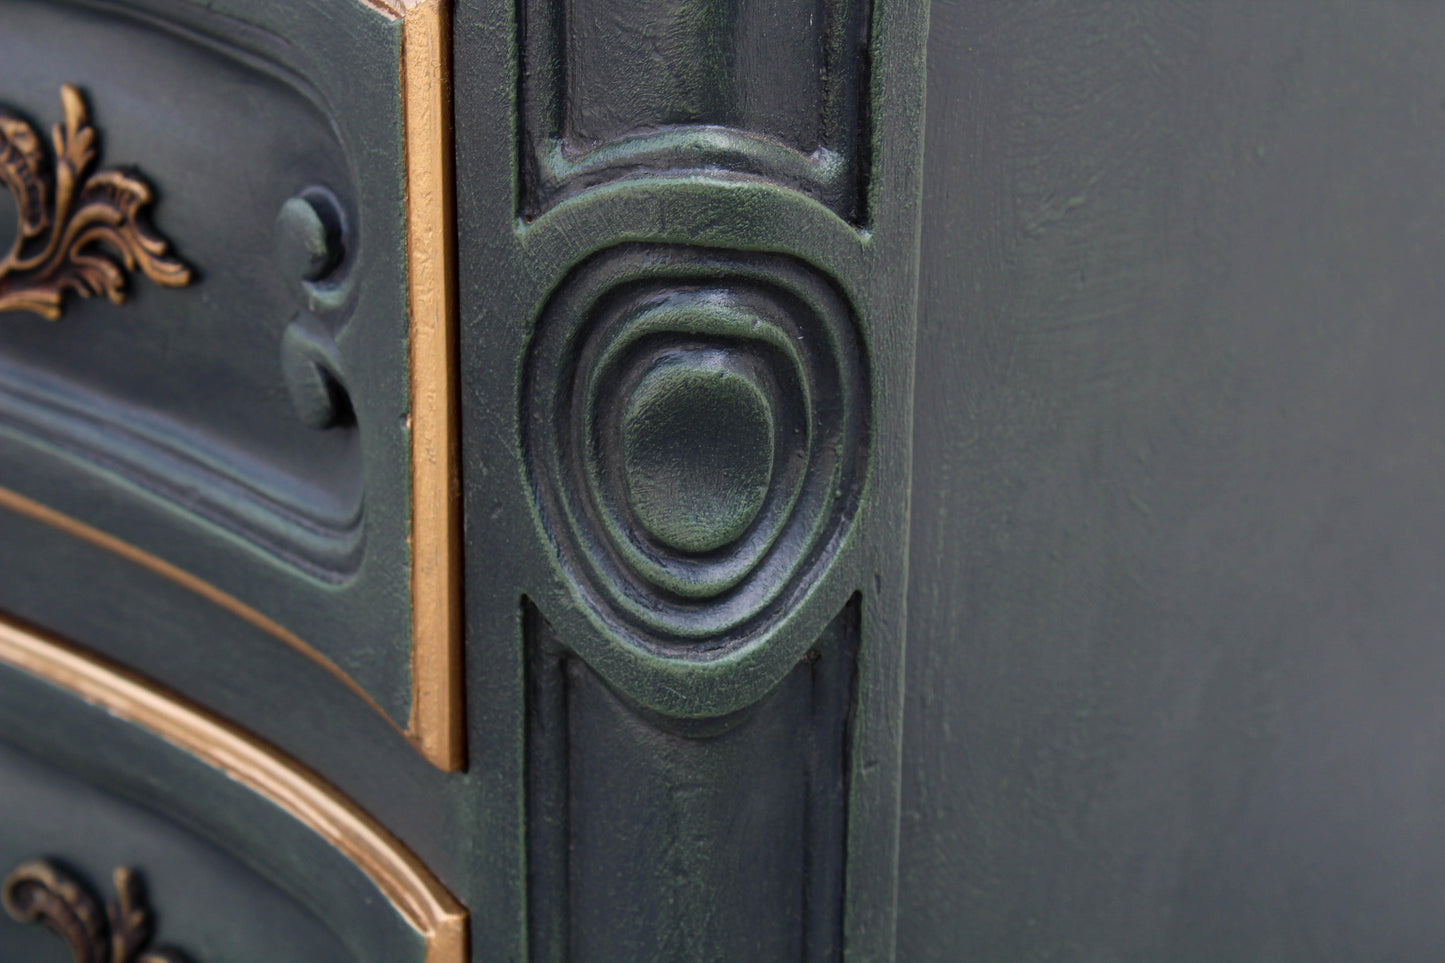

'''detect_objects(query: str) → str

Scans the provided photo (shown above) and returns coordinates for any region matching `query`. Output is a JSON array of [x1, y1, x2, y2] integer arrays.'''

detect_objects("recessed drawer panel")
[[0, 0, 460, 769], [0, 0, 367, 578]]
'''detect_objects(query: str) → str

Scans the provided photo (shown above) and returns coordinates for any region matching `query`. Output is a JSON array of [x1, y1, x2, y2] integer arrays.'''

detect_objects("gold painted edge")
[[0, 615, 468, 963], [358, 0, 407, 16], [0, 486, 399, 729], [400, 0, 464, 773]]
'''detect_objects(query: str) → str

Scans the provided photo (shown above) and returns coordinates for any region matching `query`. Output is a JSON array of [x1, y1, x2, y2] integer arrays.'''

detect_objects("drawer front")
[[0, 614, 464, 963], [0, 0, 461, 770], [3, 0, 934, 960]]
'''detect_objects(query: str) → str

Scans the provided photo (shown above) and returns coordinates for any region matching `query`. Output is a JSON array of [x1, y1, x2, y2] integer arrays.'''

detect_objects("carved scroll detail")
[[2, 860, 187, 962], [0, 85, 191, 320]]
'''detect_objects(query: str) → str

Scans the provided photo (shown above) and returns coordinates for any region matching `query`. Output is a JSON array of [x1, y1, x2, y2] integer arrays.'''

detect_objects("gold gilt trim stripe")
[[395, 0, 464, 775], [0, 0, 464, 772], [359, 0, 464, 773], [0, 615, 468, 963], [350, 0, 463, 770], [0, 485, 394, 721]]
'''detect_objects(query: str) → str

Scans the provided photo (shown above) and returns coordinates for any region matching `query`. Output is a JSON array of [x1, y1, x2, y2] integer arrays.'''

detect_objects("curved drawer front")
[[0, 614, 466, 963], [1, 752, 357, 963], [0, 0, 461, 769]]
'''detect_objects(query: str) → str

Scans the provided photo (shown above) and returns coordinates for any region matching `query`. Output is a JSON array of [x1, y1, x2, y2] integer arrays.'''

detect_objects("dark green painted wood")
[[0, 0, 417, 725], [0, 740, 352, 963], [0, 663, 427, 963], [1, 0, 929, 957], [456, 0, 927, 958], [0, 0, 460, 958], [525, 600, 857, 962], [7, 1, 1442, 961], [900, 3, 1445, 960]]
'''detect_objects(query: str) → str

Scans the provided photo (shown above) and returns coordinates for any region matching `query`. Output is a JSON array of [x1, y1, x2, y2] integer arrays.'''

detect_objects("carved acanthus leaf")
[[2, 860, 188, 962], [0, 85, 192, 320]]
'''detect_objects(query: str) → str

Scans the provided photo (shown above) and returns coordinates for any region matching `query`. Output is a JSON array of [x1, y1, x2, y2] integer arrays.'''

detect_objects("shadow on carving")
[[0, 76, 365, 582], [517, 0, 873, 222], [525, 596, 858, 961], [522, 244, 869, 655]]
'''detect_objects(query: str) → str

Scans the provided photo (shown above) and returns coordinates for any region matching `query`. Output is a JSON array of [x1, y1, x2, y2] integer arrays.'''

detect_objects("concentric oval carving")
[[523, 244, 869, 653]]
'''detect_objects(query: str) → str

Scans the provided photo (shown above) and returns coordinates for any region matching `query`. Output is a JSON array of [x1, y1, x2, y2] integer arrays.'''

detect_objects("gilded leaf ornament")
[[0, 85, 191, 319], [2, 859, 187, 962]]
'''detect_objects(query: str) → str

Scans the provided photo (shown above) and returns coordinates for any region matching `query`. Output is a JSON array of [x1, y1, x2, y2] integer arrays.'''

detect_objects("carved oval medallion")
[[523, 244, 869, 654]]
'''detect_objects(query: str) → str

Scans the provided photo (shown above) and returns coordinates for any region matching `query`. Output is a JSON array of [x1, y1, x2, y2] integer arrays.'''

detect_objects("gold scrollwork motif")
[[0, 85, 191, 319], [2, 860, 186, 962]]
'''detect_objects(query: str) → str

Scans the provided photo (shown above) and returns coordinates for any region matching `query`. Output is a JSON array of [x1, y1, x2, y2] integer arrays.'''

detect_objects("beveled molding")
[[0, 485, 393, 725], [0, 0, 463, 771], [0, 613, 468, 963]]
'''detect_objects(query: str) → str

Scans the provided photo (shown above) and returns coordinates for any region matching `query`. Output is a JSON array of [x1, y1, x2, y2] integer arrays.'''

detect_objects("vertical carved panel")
[[518, 0, 872, 220], [527, 598, 857, 961], [477, 0, 928, 954]]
